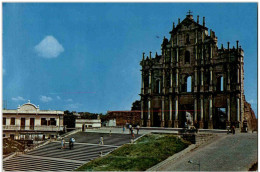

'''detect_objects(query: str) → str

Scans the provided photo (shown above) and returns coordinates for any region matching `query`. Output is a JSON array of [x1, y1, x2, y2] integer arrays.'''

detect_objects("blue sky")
[[3, 3, 257, 115]]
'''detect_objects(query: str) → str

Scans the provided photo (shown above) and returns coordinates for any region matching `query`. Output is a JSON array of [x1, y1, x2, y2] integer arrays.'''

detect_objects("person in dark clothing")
[[232, 125, 235, 134]]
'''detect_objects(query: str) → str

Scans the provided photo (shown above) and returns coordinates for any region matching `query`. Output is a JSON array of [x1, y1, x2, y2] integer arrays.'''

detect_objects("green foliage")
[[76, 134, 190, 171]]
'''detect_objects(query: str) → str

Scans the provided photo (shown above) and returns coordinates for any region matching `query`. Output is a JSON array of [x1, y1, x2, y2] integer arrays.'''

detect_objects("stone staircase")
[[3, 132, 141, 171]]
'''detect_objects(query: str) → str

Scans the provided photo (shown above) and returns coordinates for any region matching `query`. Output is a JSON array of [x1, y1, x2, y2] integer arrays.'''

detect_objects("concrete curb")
[[146, 144, 197, 171]]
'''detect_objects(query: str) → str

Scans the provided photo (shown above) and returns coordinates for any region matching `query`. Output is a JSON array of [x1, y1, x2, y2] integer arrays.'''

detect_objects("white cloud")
[[56, 96, 61, 100], [40, 95, 52, 102], [66, 103, 81, 109], [66, 98, 73, 102], [12, 96, 25, 101], [248, 99, 256, 104], [34, 35, 64, 58]]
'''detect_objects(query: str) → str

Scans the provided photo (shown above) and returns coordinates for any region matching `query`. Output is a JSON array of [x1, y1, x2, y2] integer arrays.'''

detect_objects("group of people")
[[61, 137, 75, 150], [125, 124, 140, 139]]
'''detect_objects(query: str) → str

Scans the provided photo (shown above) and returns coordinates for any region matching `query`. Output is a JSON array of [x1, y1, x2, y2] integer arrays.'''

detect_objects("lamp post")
[[188, 160, 200, 171]]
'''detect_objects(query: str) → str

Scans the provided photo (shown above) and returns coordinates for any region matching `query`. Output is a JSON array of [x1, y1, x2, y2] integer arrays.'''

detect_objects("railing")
[[3, 125, 63, 131]]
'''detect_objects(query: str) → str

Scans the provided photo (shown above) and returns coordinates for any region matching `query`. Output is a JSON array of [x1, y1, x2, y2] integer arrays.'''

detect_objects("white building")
[[3, 100, 64, 140], [75, 119, 101, 130]]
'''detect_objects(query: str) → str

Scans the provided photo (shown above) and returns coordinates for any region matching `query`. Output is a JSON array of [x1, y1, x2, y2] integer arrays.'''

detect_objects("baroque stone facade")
[[140, 12, 247, 129]]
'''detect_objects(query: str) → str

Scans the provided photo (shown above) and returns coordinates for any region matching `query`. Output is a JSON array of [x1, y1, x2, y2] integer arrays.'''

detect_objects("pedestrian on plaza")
[[69, 137, 75, 150], [109, 130, 112, 136], [62, 138, 66, 149], [69, 139, 73, 150], [129, 124, 132, 134], [99, 136, 104, 145], [136, 125, 140, 135], [123, 125, 125, 133], [132, 130, 135, 139], [232, 125, 235, 134], [61, 138, 64, 149]]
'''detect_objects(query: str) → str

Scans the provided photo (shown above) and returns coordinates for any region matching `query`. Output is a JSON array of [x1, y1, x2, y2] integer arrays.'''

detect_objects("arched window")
[[186, 34, 190, 44], [185, 51, 190, 64], [187, 76, 192, 92], [217, 76, 224, 91]]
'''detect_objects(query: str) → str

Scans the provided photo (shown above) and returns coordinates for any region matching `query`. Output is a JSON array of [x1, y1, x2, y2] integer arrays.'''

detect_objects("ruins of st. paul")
[[140, 12, 255, 129]]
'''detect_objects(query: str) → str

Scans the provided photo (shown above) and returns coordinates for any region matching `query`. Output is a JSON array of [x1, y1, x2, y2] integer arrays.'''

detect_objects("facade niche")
[[185, 51, 190, 64]]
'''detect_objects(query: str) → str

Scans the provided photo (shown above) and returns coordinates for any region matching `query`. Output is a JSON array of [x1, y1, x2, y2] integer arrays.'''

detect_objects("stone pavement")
[[152, 133, 257, 171], [3, 132, 142, 171]]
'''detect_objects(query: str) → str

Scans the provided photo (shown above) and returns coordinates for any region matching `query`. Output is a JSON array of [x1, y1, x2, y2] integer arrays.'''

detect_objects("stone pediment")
[[18, 100, 39, 111]]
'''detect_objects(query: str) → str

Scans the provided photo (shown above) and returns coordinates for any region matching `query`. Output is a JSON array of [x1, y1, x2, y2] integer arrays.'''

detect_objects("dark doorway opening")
[[153, 108, 161, 127], [213, 108, 227, 129], [21, 118, 25, 130]]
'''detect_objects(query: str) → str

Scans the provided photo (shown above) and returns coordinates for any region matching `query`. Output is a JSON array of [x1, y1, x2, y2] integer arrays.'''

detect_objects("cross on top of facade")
[[187, 10, 193, 15]]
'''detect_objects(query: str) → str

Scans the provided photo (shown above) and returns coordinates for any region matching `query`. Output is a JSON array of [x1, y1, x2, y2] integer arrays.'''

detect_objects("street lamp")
[[188, 159, 200, 171]]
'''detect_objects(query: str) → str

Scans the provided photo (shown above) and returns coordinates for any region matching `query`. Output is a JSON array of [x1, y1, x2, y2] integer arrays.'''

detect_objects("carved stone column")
[[174, 96, 179, 128], [161, 96, 165, 127], [169, 95, 173, 127], [175, 69, 179, 93], [148, 70, 152, 94], [237, 97, 240, 126], [194, 68, 198, 92], [209, 67, 213, 92], [147, 99, 151, 127], [208, 96, 213, 129], [199, 96, 204, 129], [226, 96, 231, 127], [200, 68, 204, 92], [194, 98, 197, 122], [141, 99, 144, 126]]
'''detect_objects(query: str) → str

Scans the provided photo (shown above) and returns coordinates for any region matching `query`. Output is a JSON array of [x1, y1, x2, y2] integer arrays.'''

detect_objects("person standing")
[[136, 125, 140, 135], [129, 124, 132, 134], [69, 139, 73, 150], [99, 136, 104, 145], [61, 138, 63, 148], [123, 125, 125, 133], [62, 138, 66, 149]]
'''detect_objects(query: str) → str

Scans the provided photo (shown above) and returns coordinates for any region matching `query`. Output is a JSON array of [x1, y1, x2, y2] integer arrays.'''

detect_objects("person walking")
[[61, 138, 64, 149], [136, 125, 140, 135], [123, 125, 125, 133], [132, 130, 135, 139], [129, 124, 132, 134], [69, 139, 73, 150], [69, 137, 75, 150], [99, 136, 104, 145], [232, 125, 236, 134], [62, 138, 66, 149]]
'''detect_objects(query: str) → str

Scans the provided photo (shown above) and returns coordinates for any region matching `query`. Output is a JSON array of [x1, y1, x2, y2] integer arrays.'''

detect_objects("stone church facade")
[[140, 12, 247, 129]]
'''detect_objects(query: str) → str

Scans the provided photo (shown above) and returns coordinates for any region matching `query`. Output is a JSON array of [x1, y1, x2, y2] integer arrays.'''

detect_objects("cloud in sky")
[[3, 68, 6, 75], [66, 98, 73, 102], [66, 103, 81, 109], [34, 35, 64, 58], [40, 95, 52, 102], [248, 99, 257, 104], [56, 96, 61, 100], [12, 96, 25, 101]]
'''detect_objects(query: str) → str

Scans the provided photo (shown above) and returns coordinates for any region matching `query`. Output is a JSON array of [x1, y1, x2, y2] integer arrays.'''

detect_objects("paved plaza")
[[153, 133, 257, 171]]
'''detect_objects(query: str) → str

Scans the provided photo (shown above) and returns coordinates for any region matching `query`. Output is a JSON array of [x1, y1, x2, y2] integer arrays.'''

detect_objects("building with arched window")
[[3, 100, 64, 140], [140, 12, 255, 129]]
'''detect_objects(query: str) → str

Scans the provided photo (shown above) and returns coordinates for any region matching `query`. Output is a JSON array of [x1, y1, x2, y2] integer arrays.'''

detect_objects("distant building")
[[75, 118, 101, 130], [3, 100, 64, 140], [106, 111, 141, 126]]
